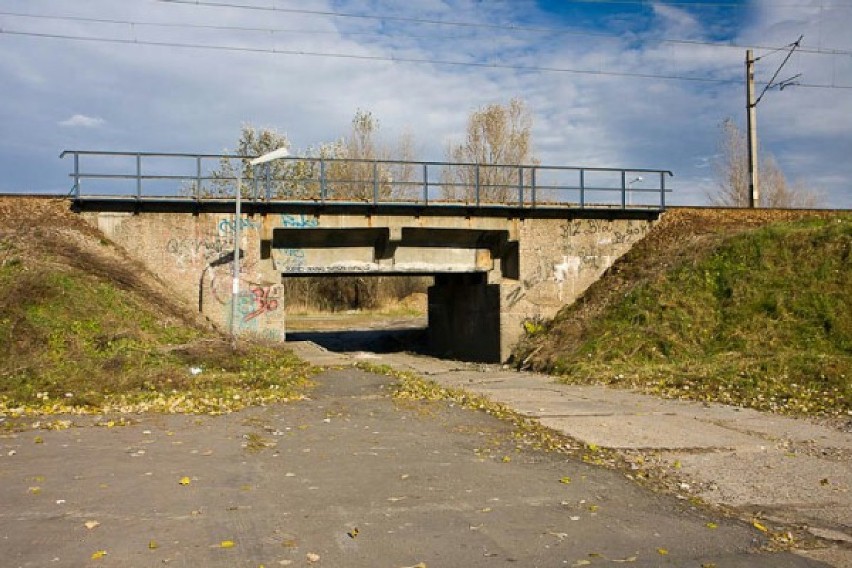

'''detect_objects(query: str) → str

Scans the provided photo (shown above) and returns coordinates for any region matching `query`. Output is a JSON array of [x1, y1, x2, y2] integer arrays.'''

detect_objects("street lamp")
[[230, 147, 289, 343], [627, 176, 643, 206]]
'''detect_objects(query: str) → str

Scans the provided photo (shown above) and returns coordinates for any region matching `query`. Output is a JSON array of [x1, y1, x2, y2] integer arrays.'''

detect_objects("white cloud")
[[59, 114, 105, 128], [0, 0, 849, 206]]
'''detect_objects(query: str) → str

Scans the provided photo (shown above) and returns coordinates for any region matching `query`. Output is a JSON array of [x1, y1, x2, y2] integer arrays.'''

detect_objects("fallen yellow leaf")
[[34, 436, 44, 444], [559, 476, 572, 484], [91, 550, 107, 559], [148, 540, 158, 549], [706, 522, 718, 529], [752, 521, 768, 532], [218, 540, 236, 548], [657, 548, 669, 555], [179, 476, 191, 486]]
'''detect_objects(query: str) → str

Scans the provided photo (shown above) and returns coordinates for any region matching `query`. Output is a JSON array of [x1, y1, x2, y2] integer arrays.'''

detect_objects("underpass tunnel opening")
[[279, 272, 501, 363], [280, 274, 434, 356], [268, 226, 517, 363]]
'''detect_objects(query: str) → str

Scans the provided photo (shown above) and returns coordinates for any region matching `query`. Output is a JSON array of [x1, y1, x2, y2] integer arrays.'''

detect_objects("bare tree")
[[187, 125, 296, 198], [710, 118, 821, 208], [323, 110, 417, 201], [443, 98, 537, 203]]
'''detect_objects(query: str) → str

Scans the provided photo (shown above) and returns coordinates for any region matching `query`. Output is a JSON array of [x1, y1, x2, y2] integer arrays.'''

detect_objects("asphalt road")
[[0, 369, 828, 567]]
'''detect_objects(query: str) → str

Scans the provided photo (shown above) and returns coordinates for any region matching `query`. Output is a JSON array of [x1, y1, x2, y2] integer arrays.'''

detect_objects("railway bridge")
[[64, 150, 672, 362]]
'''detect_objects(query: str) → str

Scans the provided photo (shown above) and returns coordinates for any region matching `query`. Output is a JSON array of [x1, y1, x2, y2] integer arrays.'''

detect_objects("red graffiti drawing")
[[243, 286, 279, 322]]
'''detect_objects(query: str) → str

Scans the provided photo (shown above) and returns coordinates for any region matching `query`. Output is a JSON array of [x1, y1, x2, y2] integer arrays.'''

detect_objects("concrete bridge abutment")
[[78, 204, 660, 362]]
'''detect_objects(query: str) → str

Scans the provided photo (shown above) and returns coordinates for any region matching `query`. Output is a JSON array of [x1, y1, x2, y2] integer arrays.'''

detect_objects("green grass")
[[0, 264, 314, 416], [535, 217, 851, 416]]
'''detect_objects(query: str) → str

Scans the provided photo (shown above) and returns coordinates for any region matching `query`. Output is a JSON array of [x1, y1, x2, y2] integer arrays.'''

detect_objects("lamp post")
[[230, 147, 289, 344], [627, 176, 642, 206]]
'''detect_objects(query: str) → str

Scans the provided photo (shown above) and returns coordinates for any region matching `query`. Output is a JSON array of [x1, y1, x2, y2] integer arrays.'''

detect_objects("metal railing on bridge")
[[60, 150, 673, 210]]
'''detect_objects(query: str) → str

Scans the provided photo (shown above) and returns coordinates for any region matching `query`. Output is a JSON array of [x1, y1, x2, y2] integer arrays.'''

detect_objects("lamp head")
[[250, 147, 289, 166]]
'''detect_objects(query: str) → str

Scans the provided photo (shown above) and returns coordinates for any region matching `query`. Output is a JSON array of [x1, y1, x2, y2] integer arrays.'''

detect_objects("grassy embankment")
[[0, 199, 313, 417], [516, 216, 851, 417]]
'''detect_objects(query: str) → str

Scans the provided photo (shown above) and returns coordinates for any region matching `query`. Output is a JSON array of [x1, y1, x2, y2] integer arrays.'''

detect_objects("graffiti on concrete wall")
[[280, 214, 319, 228], [614, 221, 650, 245], [242, 284, 283, 323], [165, 236, 231, 265], [220, 284, 286, 339], [508, 218, 652, 309], [277, 248, 306, 270], [275, 214, 318, 272], [218, 217, 260, 235]]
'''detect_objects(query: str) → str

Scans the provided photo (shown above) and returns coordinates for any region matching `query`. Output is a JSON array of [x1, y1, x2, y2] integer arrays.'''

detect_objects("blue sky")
[[0, 0, 850, 207]]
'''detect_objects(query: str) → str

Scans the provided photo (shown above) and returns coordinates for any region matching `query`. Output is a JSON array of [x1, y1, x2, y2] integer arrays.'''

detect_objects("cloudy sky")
[[1, 0, 850, 207]]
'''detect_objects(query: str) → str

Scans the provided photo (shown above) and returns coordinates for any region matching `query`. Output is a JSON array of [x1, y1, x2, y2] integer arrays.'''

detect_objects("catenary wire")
[[1, 28, 849, 90], [150, 0, 852, 56]]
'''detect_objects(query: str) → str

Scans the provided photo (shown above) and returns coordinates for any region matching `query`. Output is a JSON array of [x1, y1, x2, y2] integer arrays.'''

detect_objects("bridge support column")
[[427, 273, 500, 363]]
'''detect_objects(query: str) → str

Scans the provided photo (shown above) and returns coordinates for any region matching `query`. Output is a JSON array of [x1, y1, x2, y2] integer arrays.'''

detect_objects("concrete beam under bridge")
[[269, 227, 512, 276]]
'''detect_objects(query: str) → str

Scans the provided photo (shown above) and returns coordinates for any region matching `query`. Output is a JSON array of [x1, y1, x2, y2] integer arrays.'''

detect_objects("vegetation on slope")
[[515, 212, 851, 417], [0, 198, 312, 416]]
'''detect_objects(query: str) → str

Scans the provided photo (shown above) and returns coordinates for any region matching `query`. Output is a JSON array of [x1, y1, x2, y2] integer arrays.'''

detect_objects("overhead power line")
[[2, 28, 849, 90], [533, 0, 852, 6], [151, 0, 851, 56]]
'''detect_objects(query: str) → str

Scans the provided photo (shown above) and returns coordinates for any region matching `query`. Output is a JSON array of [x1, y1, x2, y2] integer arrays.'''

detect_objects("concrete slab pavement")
[[287, 343, 852, 567]]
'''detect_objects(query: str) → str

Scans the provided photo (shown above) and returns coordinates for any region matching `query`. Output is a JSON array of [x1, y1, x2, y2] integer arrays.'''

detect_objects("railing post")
[[660, 171, 666, 210], [423, 163, 429, 205], [320, 159, 327, 202], [621, 171, 627, 209], [136, 154, 142, 199], [73, 153, 80, 198], [195, 156, 202, 199], [518, 166, 524, 207], [531, 167, 537, 207], [373, 161, 379, 205], [265, 163, 271, 201], [579, 169, 585, 208], [475, 164, 480, 207]]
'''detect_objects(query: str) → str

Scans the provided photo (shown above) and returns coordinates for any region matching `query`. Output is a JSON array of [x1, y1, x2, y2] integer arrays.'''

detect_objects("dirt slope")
[[0, 196, 204, 327], [513, 207, 851, 417]]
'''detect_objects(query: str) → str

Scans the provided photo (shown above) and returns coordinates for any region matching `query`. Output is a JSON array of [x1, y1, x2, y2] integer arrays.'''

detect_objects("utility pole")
[[746, 49, 759, 208], [743, 36, 803, 209]]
